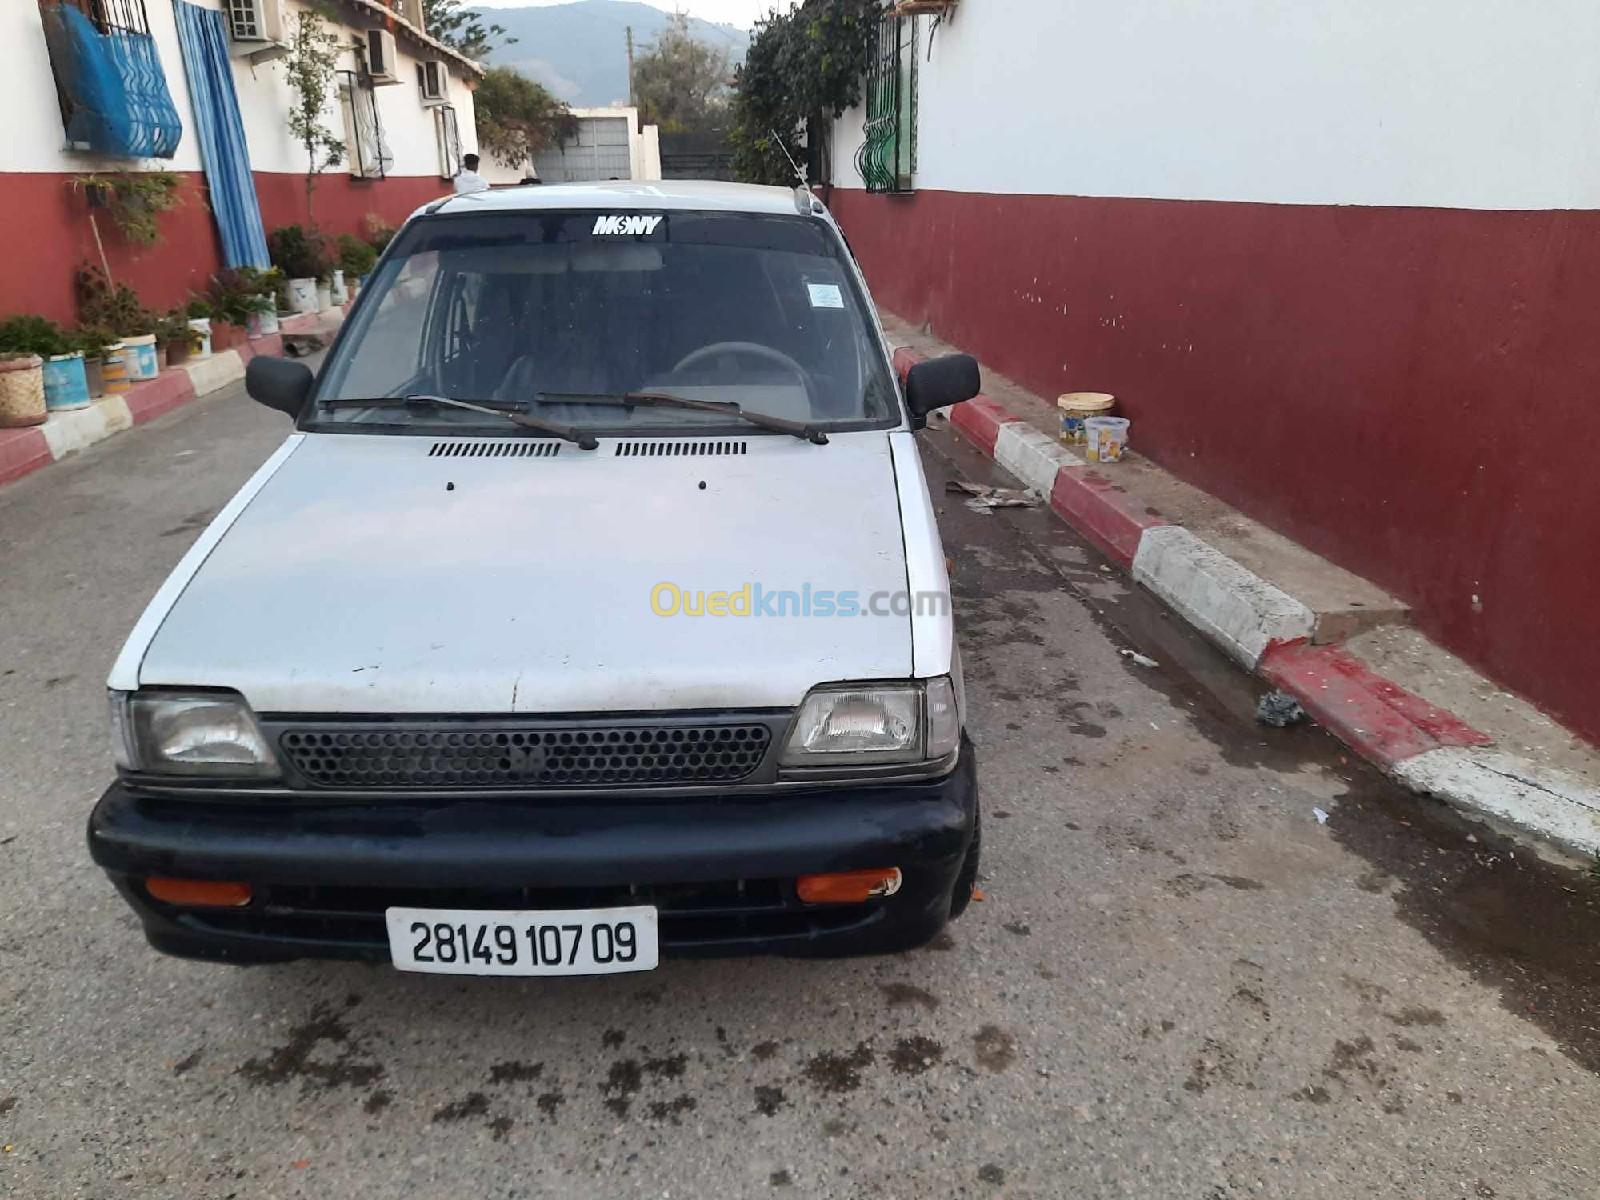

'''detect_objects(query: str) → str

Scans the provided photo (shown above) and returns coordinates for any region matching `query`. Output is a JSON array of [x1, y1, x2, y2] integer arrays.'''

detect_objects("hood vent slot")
[[429, 441, 561, 459], [615, 440, 748, 458]]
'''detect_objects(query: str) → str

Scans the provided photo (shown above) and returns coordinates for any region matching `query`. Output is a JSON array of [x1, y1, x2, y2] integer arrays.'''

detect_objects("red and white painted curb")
[[0, 312, 334, 492], [895, 346, 1600, 857]]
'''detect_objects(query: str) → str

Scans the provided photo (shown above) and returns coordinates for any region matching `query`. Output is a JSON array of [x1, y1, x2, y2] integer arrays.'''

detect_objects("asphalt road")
[[3, 382, 1599, 1199]]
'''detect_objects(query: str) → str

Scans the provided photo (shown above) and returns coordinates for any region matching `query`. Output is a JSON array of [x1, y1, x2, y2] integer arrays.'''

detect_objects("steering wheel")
[[670, 341, 809, 384]]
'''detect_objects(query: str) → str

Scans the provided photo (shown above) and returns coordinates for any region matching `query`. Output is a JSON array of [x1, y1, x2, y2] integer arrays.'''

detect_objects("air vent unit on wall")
[[366, 29, 400, 85]]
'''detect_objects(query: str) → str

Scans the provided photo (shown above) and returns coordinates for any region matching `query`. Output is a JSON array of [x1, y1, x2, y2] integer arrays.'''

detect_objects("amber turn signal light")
[[797, 868, 903, 905], [145, 877, 252, 907]]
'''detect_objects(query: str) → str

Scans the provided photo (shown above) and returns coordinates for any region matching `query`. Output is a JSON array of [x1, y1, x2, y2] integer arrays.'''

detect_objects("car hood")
[[135, 432, 914, 714]]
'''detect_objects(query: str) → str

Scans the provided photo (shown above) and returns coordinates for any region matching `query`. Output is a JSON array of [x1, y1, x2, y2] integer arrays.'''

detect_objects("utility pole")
[[626, 26, 636, 109]]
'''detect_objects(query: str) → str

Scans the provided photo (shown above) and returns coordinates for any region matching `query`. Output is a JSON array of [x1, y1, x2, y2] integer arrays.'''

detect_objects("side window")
[[338, 252, 439, 398]]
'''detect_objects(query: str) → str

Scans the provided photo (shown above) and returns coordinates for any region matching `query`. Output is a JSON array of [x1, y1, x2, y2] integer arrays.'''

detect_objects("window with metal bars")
[[856, 10, 917, 194], [340, 70, 394, 180], [433, 104, 462, 179], [54, 0, 149, 36]]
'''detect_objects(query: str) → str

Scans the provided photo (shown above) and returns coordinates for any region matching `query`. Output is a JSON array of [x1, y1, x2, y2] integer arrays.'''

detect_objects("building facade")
[[529, 108, 662, 184], [6, 0, 482, 324], [830, 0, 1600, 744]]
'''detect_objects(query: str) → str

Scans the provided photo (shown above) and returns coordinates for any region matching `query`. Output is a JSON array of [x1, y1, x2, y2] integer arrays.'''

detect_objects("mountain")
[[471, 2, 750, 108]]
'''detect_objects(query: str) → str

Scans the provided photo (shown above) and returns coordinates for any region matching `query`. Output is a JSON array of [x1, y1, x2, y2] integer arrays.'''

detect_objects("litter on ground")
[[1256, 690, 1307, 727]]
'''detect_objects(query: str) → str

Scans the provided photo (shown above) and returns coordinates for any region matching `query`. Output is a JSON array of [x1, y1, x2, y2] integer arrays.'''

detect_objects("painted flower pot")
[[330, 268, 348, 305], [100, 344, 130, 395], [122, 334, 160, 382], [165, 339, 191, 367], [247, 310, 280, 339], [316, 282, 333, 312], [212, 321, 245, 352], [0, 354, 46, 427], [43, 351, 91, 411], [287, 278, 319, 314], [187, 317, 212, 358], [84, 355, 106, 399]]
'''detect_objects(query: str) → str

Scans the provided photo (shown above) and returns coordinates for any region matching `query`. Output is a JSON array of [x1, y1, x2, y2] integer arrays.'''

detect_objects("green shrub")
[[75, 266, 153, 337], [336, 233, 378, 279], [267, 224, 332, 280], [0, 315, 71, 357]]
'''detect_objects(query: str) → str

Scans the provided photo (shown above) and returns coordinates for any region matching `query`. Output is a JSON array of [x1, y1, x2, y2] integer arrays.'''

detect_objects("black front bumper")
[[87, 742, 978, 964]]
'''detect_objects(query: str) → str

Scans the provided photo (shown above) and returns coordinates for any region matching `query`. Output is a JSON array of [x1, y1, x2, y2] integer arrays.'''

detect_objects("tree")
[[280, 9, 344, 221], [422, 0, 515, 60], [631, 13, 732, 133], [475, 67, 578, 169], [730, 0, 878, 185]]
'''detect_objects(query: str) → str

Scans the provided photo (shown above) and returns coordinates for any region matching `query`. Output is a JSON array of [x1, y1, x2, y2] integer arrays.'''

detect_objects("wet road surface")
[[1, 385, 1598, 1198]]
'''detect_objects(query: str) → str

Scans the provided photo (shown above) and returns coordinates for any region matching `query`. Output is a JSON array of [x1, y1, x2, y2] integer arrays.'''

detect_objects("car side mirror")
[[246, 356, 314, 419], [905, 354, 981, 428]]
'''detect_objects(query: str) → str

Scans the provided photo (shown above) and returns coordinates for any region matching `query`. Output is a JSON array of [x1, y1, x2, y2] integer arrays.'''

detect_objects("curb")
[[0, 313, 335, 493], [895, 346, 1600, 857]]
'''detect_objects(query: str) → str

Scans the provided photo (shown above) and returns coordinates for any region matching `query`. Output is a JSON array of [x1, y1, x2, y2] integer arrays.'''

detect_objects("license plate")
[[385, 906, 659, 977]]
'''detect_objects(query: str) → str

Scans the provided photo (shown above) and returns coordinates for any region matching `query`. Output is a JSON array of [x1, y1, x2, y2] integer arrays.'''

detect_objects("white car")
[[90, 181, 983, 974]]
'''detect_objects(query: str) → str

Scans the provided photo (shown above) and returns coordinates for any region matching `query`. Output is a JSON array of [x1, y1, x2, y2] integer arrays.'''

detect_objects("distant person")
[[453, 154, 488, 195]]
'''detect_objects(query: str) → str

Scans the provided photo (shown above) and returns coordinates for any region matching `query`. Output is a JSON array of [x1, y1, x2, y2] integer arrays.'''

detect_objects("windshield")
[[312, 209, 900, 435]]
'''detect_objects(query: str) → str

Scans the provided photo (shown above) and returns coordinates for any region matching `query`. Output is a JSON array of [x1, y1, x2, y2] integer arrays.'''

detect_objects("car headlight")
[[109, 691, 278, 778], [781, 678, 961, 768]]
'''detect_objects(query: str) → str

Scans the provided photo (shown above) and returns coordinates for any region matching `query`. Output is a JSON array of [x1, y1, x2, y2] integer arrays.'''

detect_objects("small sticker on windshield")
[[807, 283, 845, 309]]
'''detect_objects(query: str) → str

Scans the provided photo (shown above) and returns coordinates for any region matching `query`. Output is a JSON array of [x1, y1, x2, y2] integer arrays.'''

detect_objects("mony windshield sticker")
[[591, 215, 665, 237]]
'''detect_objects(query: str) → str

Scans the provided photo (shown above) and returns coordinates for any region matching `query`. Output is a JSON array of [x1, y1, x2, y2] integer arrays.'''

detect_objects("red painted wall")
[[0, 171, 451, 326], [831, 188, 1600, 745]]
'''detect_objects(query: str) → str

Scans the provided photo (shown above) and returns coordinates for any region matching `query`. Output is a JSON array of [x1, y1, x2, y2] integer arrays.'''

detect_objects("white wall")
[[1, 0, 214, 173], [232, 0, 477, 182], [833, 0, 1600, 210], [3, 0, 477, 185]]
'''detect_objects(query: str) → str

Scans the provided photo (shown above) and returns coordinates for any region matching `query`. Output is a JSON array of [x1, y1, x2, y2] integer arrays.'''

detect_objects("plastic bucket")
[[100, 344, 130, 395], [123, 334, 159, 382], [288, 278, 319, 314], [316, 282, 333, 312], [1085, 416, 1131, 463], [1058, 392, 1115, 445], [330, 268, 348, 305], [43, 351, 91, 410], [187, 317, 212, 358], [247, 310, 279, 339]]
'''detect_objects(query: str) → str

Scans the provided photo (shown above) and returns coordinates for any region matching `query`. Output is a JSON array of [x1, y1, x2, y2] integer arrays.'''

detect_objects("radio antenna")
[[772, 130, 819, 216]]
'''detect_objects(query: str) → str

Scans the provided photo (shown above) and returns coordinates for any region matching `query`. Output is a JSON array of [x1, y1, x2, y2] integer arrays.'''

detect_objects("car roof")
[[426, 179, 818, 219]]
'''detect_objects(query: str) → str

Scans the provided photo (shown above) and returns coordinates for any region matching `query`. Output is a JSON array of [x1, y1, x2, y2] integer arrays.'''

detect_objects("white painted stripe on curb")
[[993, 422, 1084, 496], [1394, 747, 1600, 857], [39, 395, 133, 460], [182, 350, 245, 397], [1132, 525, 1315, 669]]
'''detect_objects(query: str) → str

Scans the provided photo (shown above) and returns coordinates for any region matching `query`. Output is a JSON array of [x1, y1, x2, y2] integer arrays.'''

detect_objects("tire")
[[948, 798, 982, 920]]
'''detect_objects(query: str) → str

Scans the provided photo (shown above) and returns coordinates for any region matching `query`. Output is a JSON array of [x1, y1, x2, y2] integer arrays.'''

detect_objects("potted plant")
[[183, 296, 214, 358], [236, 266, 282, 336], [155, 309, 203, 367], [73, 326, 118, 398], [0, 315, 92, 412], [0, 317, 55, 425], [337, 233, 378, 300], [70, 172, 184, 247], [76, 266, 155, 383], [267, 225, 330, 314]]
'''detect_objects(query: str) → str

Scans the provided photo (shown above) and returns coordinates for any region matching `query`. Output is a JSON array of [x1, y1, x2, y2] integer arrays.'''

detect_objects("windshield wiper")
[[321, 395, 600, 449], [535, 390, 830, 445]]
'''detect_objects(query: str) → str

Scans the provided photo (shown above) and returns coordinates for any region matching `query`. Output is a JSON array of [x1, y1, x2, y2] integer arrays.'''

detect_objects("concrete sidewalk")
[[0, 309, 342, 491], [886, 311, 1600, 859]]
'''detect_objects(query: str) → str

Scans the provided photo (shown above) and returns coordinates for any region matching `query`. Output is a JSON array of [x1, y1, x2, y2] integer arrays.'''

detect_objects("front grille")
[[278, 721, 773, 789]]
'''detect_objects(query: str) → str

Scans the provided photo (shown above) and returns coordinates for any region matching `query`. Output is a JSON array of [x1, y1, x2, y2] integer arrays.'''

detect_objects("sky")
[[470, 0, 778, 31]]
